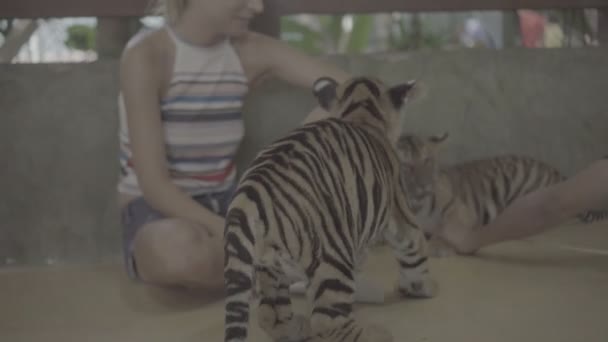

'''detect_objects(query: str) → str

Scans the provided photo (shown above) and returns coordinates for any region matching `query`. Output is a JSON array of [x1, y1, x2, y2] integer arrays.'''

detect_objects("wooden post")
[[250, 0, 281, 38], [501, 10, 520, 48], [0, 19, 38, 63], [96, 17, 140, 59], [599, 8, 608, 45]]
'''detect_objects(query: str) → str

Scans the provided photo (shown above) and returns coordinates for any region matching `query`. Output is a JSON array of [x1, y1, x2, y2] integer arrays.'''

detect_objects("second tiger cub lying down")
[[396, 133, 606, 256]]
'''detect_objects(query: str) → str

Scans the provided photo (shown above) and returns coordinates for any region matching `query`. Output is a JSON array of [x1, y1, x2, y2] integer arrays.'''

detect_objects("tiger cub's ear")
[[427, 132, 449, 154], [313, 77, 339, 111], [428, 132, 449, 145], [388, 80, 416, 109]]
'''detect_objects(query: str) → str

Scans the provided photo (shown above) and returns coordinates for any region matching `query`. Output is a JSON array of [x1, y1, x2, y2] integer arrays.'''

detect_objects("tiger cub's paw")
[[359, 324, 393, 342], [288, 314, 312, 341], [397, 276, 438, 298], [273, 314, 312, 342]]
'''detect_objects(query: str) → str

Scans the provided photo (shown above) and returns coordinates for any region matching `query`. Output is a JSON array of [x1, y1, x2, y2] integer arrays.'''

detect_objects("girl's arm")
[[259, 34, 350, 89], [240, 32, 351, 122]]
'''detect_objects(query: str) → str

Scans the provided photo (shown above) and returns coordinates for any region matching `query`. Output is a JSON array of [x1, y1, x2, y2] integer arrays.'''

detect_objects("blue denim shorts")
[[121, 188, 235, 281]]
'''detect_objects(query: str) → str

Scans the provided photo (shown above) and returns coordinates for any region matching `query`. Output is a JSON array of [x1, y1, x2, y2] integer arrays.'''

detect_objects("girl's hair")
[[152, 0, 188, 25]]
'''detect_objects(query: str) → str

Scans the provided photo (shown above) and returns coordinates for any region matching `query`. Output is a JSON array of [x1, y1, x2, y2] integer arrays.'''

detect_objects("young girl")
[[443, 158, 608, 254], [117, 0, 350, 290]]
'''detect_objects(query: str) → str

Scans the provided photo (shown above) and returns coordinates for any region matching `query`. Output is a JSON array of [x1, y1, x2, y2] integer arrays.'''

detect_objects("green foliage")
[[280, 17, 323, 54], [281, 14, 449, 55], [281, 15, 373, 54], [319, 15, 344, 47], [65, 24, 96, 51], [346, 15, 373, 53], [388, 15, 448, 51]]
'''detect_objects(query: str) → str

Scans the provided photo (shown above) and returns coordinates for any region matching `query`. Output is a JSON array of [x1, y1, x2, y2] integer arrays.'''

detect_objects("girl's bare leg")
[[445, 159, 608, 254]]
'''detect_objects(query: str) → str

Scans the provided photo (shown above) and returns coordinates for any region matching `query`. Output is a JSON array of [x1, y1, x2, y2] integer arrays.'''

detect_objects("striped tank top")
[[117, 26, 248, 196]]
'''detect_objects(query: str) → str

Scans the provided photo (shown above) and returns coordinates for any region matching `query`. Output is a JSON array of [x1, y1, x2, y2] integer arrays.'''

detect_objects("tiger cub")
[[223, 76, 436, 342], [395, 133, 606, 257]]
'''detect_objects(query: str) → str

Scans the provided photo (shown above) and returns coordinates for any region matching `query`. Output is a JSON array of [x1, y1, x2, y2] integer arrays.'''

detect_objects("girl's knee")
[[535, 186, 578, 222], [133, 219, 223, 286]]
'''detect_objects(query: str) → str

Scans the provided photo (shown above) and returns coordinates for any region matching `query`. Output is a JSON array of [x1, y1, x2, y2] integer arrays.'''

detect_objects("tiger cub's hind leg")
[[256, 266, 311, 342], [306, 263, 393, 342]]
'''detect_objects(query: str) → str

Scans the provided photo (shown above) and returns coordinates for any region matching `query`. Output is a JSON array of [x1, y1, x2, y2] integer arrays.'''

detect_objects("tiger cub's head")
[[395, 132, 449, 201], [312, 76, 416, 143]]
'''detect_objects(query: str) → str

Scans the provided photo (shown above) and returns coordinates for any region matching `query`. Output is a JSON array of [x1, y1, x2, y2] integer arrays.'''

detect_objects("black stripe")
[[323, 251, 354, 280], [312, 189, 352, 270], [470, 184, 484, 225], [255, 266, 278, 281], [365, 180, 383, 235], [225, 302, 249, 324], [489, 179, 502, 210], [224, 232, 253, 266], [440, 197, 455, 217], [272, 149, 333, 270], [510, 165, 530, 201], [314, 279, 354, 301], [341, 124, 367, 173], [358, 127, 392, 179], [254, 167, 305, 255], [224, 269, 252, 296], [397, 201, 417, 228], [408, 248, 424, 257], [273, 205, 296, 256], [527, 167, 546, 194], [305, 256, 321, 279], [342, 78, 381, 100], [398, 256, 428, 269], [356, 173, 368, 229], [312, 303, 353, 324], [502, 171, 513, 206], [481, 209, 491, 226], [352, 327, 363, 342], [225, 327, 247, 341], [377, 203, 389, 229], [234, 185, 268, 231], [341, 101, 364, 119], [225, 208, 255, 244], [312, 306, 349, 319], [341, 98, 384, 122], [362, 99, 384, 121], [338, 320, 357, 342], [304, 133, 352, 259], [259, 296, 291, 307], [331, 302, 353, 315], [292, 137, 334, 198], [267, 153, 324, 257], [325, 127, 357, 241], [321, 187, 354, 263]]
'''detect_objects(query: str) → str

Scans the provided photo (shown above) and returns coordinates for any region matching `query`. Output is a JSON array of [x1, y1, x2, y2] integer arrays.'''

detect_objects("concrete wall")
[[0, 62, 121, 266], [1, 48, 607, 266], [242, 49, 608, 171]]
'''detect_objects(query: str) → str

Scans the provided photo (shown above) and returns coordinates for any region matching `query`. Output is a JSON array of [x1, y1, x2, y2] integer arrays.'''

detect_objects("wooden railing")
[[276, 0, 608, 15], [2, 0, 606, 58], [2, 0, 607, 18]]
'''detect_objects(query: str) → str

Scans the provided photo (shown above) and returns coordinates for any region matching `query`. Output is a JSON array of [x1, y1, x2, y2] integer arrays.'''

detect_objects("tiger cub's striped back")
[[395, 133, 605, 256], [223, 77, 436, 342]]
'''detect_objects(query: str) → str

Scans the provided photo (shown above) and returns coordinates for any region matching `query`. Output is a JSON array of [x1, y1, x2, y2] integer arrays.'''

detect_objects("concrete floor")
[[1, 223, 607, 342]]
